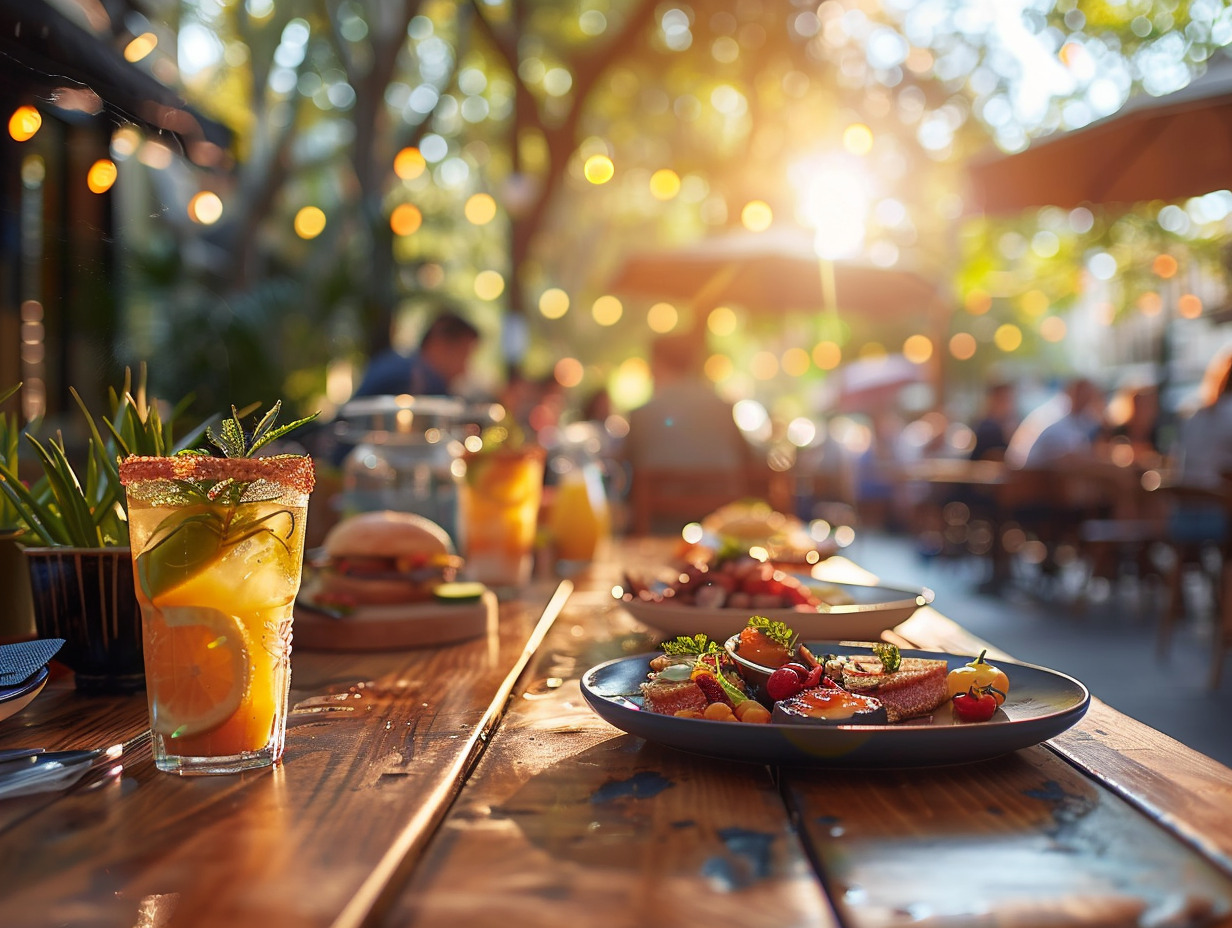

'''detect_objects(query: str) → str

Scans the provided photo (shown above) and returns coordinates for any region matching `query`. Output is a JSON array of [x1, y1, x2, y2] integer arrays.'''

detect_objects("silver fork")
[[0, 729, 152, 800]]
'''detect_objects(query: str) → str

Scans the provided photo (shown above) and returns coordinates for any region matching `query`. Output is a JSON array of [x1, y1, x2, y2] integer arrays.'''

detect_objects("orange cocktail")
[[458, 446, 544, 587], [120, 454, 313, 775]]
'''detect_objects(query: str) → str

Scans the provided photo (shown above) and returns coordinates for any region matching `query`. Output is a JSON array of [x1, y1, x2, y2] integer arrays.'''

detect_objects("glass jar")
[[335, 396, 469, 541]]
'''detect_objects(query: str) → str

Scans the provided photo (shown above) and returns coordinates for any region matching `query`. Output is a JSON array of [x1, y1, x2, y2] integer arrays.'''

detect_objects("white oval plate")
[[616, 579, 933, 642]]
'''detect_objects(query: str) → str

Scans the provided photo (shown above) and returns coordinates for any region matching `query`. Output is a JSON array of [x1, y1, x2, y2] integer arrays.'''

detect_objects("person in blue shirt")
[[354, 311, 480, 397]]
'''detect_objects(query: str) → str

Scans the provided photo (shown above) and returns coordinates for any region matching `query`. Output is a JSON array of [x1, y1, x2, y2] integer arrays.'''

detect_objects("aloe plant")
[[0, 383, 30, 533], [0, 371, 208, 548]]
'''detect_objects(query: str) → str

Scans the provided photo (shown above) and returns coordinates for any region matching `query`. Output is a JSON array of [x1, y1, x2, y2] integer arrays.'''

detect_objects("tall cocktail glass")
[[458, 445, 544, 588], [119, 454, 314, 775]]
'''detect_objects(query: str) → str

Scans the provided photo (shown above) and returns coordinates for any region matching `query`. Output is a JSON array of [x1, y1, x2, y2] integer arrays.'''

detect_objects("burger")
[[315, 510, 463, 608]]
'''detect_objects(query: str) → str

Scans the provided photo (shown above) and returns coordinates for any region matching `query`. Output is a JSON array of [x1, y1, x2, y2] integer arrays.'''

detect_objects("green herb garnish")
[[746, 615, 795, 649], [706, 659, 749, 706], [872, 642, 902, 673], [134, 401, 316, 600], [200, 401, 317, 459], [660, 634, 720, 656]]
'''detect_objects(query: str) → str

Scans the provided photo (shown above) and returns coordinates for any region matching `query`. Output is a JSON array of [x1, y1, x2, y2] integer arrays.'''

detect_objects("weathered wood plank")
[[378, 585, 838, 928], [782, 746, 1232, 927], [0, 586, 564, 928]]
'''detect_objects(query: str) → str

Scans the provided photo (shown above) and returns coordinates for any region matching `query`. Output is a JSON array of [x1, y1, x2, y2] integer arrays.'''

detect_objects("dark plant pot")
[[24, 547, 144, 694], [0, 532, 36, 641]]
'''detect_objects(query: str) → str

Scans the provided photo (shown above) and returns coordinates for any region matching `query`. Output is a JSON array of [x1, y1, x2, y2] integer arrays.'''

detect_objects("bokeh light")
[[994, 323, 1023, 352], [842, 123, 874, 155], [474, 270, 505, 300], [8, 106, 41, 142], [124, 33, 158, 63], [964, 289, 992, 315], [188, 191, 223, 224], [782, 346, 811, 377], [554, 356, 584, 388], [394, 147, 427, 179], [902, 334, 933, 363], [539, 288, 569, 319], [390, 203, 422, 235], [584, 155, 615, 184], [1152, 254, 1178, 279], [592, 294, 622, 325], [707, 306, 737, 336], [1178, 293, 1203, 319], [741, 200, 773, 231], [1040, 316, 1068, 342], [704, 353, 734, 383], [649, 169, 681, 200], [812, 340, 841, 370], [1020, 290, 1049, 316], [294, 206, 326, 239], [464, 193, 497, 225], [647, 302, 678, 333], [949, 332, 977, 360], [86, 159, 117, 194]]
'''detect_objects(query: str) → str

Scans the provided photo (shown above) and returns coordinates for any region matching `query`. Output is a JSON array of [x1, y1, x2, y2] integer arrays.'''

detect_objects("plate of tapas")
[[615, 551, 932, 642], [581, 620, 1089, 767]]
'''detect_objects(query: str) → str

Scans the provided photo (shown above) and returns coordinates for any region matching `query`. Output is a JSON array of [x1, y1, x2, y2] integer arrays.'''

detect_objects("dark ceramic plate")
[[581, 644, 1090, 768], [0, 667, 49, 724]]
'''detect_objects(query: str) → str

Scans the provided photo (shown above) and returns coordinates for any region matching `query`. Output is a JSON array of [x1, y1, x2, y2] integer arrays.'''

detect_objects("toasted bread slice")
[[840, 656, 948, 722]]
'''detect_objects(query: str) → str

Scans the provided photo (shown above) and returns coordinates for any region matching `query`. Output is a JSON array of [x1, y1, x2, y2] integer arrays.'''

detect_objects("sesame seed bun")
[[317, 511, 461, 605]]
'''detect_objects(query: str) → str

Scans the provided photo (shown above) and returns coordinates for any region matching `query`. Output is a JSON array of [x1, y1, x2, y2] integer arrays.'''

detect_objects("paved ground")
[[841, 530, 1232, 768]]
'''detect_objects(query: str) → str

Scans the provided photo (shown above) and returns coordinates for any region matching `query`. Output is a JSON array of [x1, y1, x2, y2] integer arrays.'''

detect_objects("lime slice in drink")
[[137, 512, 226, 603]]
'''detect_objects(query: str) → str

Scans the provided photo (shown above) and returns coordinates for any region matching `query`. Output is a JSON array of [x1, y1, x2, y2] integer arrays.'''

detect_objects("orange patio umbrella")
[[606, 228, 946, 321]]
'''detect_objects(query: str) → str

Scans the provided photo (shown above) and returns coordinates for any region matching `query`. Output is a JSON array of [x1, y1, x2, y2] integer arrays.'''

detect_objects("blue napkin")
[[0, 639, 64, 689]]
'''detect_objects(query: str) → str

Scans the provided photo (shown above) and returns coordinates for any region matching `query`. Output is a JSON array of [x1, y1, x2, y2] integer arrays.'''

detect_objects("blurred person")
[[968, 380, 1017, 462], [1161, 350, 1232, 565], [1104, 383, 1163, 465], [1005, 377, 1104, 470], [624, 334, 754, 474], [1171, 349, 1232, 487], [354, 311, 480, 398], [853, 407, 913, 530]]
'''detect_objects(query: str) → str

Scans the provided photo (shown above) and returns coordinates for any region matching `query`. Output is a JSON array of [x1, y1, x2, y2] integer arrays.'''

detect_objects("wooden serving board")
[[293, 591, 497, 651]]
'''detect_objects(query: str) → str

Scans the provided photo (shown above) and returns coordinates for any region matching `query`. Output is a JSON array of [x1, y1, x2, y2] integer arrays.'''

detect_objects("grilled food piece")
[[839, 656, 948, 722], [640, 678, 708, 716], [772, 687, 888, 725]]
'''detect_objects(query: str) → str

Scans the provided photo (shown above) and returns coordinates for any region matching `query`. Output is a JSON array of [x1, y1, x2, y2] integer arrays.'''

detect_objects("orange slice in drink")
[[146, 605, 249, 739]]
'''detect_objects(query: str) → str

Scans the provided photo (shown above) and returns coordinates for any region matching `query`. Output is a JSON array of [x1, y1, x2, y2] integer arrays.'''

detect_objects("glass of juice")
[[457, 445, 544, 588], [119, 454, 314, 775]]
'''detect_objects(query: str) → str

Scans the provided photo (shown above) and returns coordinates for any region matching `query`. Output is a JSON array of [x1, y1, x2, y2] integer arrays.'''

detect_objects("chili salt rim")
[[119, 454, 315, 493]]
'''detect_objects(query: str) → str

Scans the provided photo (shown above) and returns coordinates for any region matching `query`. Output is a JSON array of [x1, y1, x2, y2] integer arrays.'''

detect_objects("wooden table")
[[4, 539, 1232, 928]]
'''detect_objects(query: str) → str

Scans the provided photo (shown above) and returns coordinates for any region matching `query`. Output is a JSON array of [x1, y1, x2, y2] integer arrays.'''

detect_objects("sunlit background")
[[2, 0, 1232, 470]]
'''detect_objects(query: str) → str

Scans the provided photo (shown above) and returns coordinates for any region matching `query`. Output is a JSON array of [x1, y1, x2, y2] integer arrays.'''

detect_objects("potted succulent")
[[0, 372, 206, 692], [0, 384, 35, 641]]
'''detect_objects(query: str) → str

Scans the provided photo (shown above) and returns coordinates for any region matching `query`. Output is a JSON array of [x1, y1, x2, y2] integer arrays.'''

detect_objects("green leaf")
[[247, 412, 319, 455], [25, 435, 97, 546], [0, 464, 58, 544]]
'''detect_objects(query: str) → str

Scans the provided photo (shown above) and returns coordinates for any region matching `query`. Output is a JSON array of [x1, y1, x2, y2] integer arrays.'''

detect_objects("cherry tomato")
[[952, 685, 999, 722], [765, 666, 804, 701], [780, 662, 810, 682]]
